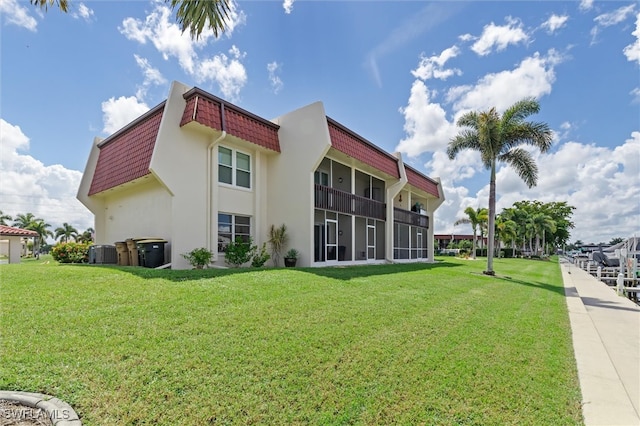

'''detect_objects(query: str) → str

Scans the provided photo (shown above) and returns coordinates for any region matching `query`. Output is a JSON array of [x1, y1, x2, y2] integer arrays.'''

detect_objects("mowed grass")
[[0, 257, 582, 425]]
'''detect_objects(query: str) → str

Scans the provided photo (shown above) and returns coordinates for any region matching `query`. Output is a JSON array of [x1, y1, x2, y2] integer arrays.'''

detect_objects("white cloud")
[[447, 50, 562, 113], [470, 17, 529, 56], [0, 119, 93, 237], [196, 46, 247, 101], [120, 3, 247, 100], [411, 46, 462, 81], [594, 4, 636, 27], [134, 55, 167, 100], [591, 4, 637, 44], [541, 14, 568, 34], [631, 87, 640, 103], [267, 61, 284, 94], [283, 0, 295, 14], [0, 0, 38, 31], [71, 3, 94, 22], [623, 13, 640, 64], [396, 80, 457, 156], [101, 96, 150, 134], [579, 0, 594, 12]]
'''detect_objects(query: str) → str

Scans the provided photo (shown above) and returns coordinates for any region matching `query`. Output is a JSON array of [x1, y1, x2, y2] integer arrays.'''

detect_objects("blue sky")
[[1, 0, 638, 244]]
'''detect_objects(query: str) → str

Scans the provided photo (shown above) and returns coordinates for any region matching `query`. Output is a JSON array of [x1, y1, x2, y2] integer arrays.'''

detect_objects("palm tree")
[[447, 98, 553, 275], [453, 207, 488, 260], [31, 0, 232, 39], [532, 213, 556, 256], [29, 219, 54, 256], [54, 223, 79, 243], [495, 214, 517, 257], [0, 210, 12, 226], [76, 228, 95, 244], [13, 212, 37, 229]]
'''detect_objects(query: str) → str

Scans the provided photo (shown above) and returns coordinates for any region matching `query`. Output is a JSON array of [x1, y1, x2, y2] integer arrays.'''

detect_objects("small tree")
[[268, 224, 288, 267]]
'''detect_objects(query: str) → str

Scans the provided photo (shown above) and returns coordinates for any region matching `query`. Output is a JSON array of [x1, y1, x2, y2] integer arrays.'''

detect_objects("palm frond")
[[170, 0, 232, 39], [30, 0, 68, 12], [500, 148, 538, 188]]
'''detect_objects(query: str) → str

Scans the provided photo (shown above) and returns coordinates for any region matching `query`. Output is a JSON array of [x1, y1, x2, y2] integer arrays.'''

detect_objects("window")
[[218, 146, 251, 188], [314, 170, 329, 186], [218, 213, 251, 252]]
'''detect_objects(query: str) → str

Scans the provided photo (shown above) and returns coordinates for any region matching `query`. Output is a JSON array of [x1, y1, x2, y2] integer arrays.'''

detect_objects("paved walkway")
[[560, 257, 640, 425]]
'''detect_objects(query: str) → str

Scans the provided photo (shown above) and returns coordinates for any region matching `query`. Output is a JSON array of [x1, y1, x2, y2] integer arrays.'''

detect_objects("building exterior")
[[0, 225, 38, 264], [78, 81, 445, 269]]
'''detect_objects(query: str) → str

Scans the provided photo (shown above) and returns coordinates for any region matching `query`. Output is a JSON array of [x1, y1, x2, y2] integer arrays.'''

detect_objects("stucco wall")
[[101, 180, 172, 246], [268, 102, 332, 267]]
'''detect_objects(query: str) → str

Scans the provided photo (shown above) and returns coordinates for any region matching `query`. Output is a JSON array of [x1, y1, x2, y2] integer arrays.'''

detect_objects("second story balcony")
[[314, 184, 385, 220], [394, 207, 429, 228]]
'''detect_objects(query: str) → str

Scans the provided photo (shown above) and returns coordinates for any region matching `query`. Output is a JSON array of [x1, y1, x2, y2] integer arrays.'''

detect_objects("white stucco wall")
[[268, 102, 332, 267], [100, 179, 172, 245]]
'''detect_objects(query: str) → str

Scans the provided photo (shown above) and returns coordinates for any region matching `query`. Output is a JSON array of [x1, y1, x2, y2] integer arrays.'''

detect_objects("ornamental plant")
[[181, 247, 213, 269], [51, 242, 91, 263], [224, 237, 254, 268]]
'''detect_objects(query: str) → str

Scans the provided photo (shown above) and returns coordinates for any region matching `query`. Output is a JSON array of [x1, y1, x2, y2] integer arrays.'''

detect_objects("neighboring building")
[[78, 81, 445, 269], [0, 225, 38, 264]]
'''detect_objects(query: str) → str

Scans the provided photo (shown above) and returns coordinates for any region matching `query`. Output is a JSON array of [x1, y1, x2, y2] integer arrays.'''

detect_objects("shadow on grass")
[[493, 275, 567, 297], [68, 260, 462, 283]]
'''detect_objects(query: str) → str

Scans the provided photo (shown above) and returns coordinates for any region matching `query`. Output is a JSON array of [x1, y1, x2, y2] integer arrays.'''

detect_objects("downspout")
[[386, 152, 408, 262], [206, 131, 227, 254]]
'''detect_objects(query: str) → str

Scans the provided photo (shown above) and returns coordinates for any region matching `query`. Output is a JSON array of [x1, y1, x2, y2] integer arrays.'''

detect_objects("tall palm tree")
[[453, 207, 488, 260], [54, 223, 79, 243], [447, 98, 553, 275], [0, 210, 12, 226], [13, 213, 36, 229], [532, 213, 556, 256], [32, 0, 232, 39], [29, 219, 54, 255], [495, 214, 517, 257]]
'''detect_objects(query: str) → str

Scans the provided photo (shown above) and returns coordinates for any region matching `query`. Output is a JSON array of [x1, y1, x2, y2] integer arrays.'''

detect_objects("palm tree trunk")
[[472, 229, 477, 259], [485, 163, 496, 275]]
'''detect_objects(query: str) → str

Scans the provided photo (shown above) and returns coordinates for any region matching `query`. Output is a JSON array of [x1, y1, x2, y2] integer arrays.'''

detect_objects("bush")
[[251, 243, 270, 268], [182, 247, 213, 269], [225, 237, 254, 268], [51, 242, 90, 263]]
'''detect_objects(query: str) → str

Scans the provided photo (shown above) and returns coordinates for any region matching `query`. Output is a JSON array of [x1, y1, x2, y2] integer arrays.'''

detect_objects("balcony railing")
[[314, 184, 385, 220], [394, 207, 429, 228]]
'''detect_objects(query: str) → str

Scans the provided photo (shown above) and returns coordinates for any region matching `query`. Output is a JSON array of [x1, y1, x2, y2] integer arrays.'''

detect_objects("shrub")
[[181, 247, 213, 269], [251, 243, 270, 268], [225, 237, 255, 268], [51, 242, 90, 263]]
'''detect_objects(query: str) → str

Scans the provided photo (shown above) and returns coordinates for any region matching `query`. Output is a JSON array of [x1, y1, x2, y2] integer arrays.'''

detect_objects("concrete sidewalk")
[[560, 257, 640, 425]]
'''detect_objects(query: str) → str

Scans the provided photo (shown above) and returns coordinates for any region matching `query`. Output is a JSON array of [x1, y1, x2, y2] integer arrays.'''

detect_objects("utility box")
[[91, 245, 117, 264], [137, 239, 167, 268]]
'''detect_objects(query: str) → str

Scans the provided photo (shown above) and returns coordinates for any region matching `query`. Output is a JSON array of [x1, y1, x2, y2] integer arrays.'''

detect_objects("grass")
[[0, 256, 582, 425]]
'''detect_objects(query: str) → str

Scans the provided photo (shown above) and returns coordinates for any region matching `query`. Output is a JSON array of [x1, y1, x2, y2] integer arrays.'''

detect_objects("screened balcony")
[[394, 207, 429, 228], [314, 184, 386, 220]]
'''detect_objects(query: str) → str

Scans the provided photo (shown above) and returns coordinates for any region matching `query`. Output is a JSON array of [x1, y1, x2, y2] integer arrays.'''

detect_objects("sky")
[[1, 0, 639, 245]]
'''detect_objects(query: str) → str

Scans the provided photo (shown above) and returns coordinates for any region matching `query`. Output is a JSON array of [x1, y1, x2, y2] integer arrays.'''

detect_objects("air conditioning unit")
[[93, 245, 117, 264]]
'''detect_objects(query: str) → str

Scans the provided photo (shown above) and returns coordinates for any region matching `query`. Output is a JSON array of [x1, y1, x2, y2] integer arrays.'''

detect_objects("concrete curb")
[[0, 391, 82, 425]]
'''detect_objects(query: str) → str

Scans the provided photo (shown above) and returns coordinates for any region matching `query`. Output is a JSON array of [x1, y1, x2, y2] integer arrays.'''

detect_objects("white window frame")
[[217, 213, 251, 253], [218, 146, 252, 189]]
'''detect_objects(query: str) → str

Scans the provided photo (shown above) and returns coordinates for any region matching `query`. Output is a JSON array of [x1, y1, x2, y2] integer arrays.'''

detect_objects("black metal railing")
[[394, 207, 429, 228], [314, 184, 385, 220]]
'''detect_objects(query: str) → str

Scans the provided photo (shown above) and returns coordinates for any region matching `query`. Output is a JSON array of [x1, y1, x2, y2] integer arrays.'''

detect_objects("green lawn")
[[0, 257, 582, 425]]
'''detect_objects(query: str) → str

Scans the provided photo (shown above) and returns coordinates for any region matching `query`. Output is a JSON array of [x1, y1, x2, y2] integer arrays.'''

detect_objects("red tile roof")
[[181, 88, 280, 153], [327, 118, 400, 179], [405, 165, 440, 198], [89, 104, 165, 195], [0, 225, 38, 237]]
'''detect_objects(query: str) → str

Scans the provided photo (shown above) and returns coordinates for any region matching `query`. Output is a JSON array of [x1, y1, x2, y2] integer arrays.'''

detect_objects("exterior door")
[[367, 221, 376, 260], [326, 219, 338, 261]]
